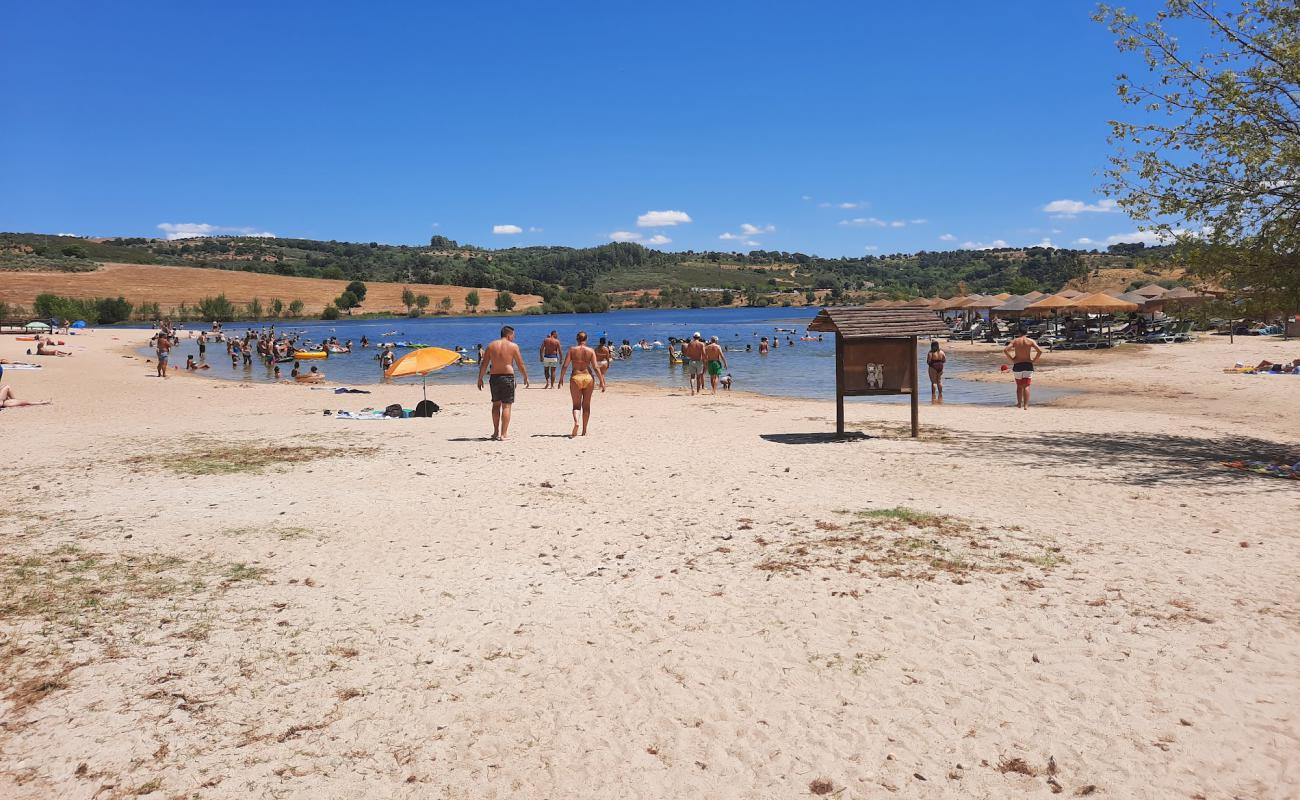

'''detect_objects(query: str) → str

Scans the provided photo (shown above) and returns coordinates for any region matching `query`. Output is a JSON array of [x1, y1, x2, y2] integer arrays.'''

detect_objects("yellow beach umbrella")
[[385, 346, 462, 401]]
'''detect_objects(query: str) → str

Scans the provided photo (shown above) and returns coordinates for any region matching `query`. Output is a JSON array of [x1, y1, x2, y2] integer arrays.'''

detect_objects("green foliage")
[[321, 265, 346, 280], [335, 291, 359, 312], [1095, 0, 1300, 312], [246, 297, 263, 320], [60, 244, 88, 258], [401, 287, 416, 310], [495, 291, 516, 312], [465, 290, 480, 312], [345, 280, 367, 301], [321, 305, 340, 320], [95, 296, 133, 324], [288, 299, 304, 317], [197, 294, 236, 322], [438, 296, 452, 313], [270, 298, 284, 317], [415, 294, 430, 311], [31, 293, 133, 325]]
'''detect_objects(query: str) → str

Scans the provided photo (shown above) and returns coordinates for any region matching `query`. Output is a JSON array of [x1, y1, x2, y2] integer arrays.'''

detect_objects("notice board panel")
[[842, 337, 914, 394]]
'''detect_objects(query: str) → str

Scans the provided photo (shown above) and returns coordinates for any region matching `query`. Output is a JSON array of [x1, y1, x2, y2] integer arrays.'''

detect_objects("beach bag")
[[413, 400, 440, 417], [383, 403, 404, 418]]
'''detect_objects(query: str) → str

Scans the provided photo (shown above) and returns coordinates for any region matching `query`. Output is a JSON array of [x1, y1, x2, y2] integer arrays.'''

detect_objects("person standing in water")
[[1003, 327, 1042, 409], [594, 337, 612, 381], [682, 333, 707, 395], [540, 330, 562, 389], [558, 330, 604, 438], [703, 336, 728, 394], [477, 326, 529, 440], [154, 331, 172, 378], [926, 339, 946, 401]]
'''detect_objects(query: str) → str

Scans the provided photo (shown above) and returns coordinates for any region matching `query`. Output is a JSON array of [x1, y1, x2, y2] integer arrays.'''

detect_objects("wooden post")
[[835, 332, 845, 436], [909, 335, 919, 438]]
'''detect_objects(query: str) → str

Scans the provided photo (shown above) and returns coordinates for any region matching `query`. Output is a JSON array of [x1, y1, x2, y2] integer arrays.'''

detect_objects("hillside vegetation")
[[1, 232, 1181, 313]]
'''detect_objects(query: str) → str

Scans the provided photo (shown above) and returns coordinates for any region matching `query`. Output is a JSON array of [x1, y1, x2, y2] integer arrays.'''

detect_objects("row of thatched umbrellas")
[[864, 283, 1212, 317]]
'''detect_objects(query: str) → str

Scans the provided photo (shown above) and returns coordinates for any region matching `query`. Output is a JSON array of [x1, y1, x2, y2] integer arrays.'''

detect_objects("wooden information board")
[[834, 335, 920, 436]]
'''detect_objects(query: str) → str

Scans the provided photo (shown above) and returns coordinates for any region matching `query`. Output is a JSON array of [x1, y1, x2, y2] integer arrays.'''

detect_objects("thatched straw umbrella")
[[1025, 293, 1080, 338], [1134, 283, 1168, 299], [1057, 288, 1085, 299], [991, 295, 1035, 319], [1071, 292, 1140, 343]]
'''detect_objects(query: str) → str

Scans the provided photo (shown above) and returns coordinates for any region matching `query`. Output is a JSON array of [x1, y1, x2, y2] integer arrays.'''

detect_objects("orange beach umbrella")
[[385, 346, 462, 401]]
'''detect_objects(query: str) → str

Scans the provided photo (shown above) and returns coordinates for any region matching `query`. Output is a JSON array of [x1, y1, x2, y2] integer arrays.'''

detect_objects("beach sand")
[[1, 331, 1297, 798]]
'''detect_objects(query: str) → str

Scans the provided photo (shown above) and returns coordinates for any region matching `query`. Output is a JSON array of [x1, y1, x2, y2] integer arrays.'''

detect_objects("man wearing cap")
[[682, 333, 707, 396]]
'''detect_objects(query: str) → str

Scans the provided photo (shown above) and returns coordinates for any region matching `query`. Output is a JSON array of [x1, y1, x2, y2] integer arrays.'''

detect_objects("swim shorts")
[[708, 359, 723, 376], [157, 350, 169, 362], [1013, 361, 1034, 385], [489, 374, 516, 404], [543, 355, 559, 365], [688, 359, 704, 376]]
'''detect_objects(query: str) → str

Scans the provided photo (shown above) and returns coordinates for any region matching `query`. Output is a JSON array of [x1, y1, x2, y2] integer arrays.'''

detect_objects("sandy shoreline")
[[1, 330, 1297, 798]]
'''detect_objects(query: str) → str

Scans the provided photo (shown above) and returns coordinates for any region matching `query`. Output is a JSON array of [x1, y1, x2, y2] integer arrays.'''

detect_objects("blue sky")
[[1, 1, 1178, 256]]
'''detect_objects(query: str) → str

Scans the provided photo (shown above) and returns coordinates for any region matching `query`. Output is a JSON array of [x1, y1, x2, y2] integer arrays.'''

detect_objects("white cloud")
[[636, 209, 692, 227], [1073, 237, 1098, 246], [740, 223, 775, 235], [644, 234, 671, 246], [1042, 198, 1119, 218], [864, 245, 879, 252], [157, 222, 274, 240], [839, 216, 916, 228], [430, 222, 441, 228], [718, 232, 742, 240], [838, 202, 862, 209], [938, 233, 956, 242], [960, 239, 1010, 250], [1037, 237, 1054, 248], [801, 194, 813, 201], [609, 230, 642, 242], [1103, 230, 1172, 246], [910, 218, 928, 225], [492, 224, 523, 235], [528, 226, 544, 233], [56, 232, 80, 237], [743, 239, 760, 246]]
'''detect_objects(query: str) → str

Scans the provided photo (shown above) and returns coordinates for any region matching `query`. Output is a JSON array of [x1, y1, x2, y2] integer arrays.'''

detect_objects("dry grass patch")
[[0, 545, 202, 626], [757, 507, 1064, 582], [126, 439, 378, 476]]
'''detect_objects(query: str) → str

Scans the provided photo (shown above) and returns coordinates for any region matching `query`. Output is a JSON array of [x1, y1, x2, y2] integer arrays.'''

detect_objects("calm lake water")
[[141, 307, 1053, 406]]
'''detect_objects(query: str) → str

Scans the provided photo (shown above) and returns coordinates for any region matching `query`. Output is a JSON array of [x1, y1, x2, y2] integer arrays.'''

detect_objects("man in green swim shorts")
[[703, 336, 729, 395]]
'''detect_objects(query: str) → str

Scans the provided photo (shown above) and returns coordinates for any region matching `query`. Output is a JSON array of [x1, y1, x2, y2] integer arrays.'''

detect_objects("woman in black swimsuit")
[[926, 339, 946, 400]]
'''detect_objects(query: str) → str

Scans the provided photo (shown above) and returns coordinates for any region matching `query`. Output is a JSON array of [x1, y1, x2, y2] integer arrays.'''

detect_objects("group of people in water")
[[149, 320, 339, 383]]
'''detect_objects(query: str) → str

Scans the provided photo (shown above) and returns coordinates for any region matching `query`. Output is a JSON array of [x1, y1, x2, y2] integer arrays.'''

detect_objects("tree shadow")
[[957, 430, 1298, 488], [760, 431, 872, 445]]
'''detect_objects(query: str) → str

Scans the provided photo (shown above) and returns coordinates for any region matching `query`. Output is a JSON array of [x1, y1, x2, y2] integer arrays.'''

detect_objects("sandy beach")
[[2, 330, 1297, 798]]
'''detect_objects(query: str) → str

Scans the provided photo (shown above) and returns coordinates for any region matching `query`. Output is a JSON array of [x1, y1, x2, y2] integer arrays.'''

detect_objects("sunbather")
[[0, 385, 51, 409]]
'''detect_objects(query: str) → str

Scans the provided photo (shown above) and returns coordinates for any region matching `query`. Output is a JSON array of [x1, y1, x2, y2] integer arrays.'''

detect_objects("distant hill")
[[1, 232, 1181, 312], [0, 262, 539, 318]]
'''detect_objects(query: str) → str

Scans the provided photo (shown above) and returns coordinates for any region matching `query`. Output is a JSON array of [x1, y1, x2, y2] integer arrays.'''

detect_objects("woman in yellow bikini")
[[558, 331, 605, 438]]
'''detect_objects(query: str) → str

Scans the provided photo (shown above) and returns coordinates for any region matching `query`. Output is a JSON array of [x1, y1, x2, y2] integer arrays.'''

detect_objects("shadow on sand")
[[760, 431, 872, 446], [955, 430, 1297, 488]]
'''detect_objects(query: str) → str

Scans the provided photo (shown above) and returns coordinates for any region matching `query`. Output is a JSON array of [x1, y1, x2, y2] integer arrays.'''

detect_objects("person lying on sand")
[[0, 385, 51, 409], [33, 338, 72, 357]]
